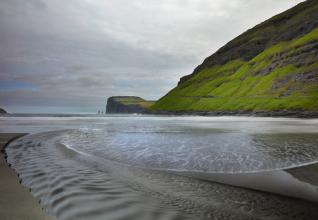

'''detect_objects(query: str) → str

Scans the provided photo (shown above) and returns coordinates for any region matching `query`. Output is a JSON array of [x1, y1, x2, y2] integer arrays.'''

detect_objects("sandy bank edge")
[[0, 133, 56, 220]]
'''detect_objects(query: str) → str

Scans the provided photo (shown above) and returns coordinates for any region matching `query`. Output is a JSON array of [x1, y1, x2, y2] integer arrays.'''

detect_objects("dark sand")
[[0, 133, 56, 220], [287, 163, 318, 186], [179, 167, 318, 202]]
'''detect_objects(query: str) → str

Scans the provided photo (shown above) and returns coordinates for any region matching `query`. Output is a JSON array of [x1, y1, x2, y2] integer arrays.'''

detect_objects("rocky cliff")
[[106, 96, 154, 114], [0, 108, 7, 115], [152, 0, 318, 116]]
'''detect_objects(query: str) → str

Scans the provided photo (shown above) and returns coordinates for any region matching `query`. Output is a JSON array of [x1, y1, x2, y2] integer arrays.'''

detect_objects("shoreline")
[[0, 133, 56, 220], [149, 110, 318, 119], [2, 110, 318, 119]]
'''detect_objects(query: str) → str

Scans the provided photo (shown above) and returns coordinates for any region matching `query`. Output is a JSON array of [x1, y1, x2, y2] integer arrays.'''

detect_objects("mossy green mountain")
[[152, 0, 318, 115]]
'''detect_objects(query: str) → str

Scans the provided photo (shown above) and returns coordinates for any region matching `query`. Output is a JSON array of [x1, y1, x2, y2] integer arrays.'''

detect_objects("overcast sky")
[[0, 0, 303, 113]]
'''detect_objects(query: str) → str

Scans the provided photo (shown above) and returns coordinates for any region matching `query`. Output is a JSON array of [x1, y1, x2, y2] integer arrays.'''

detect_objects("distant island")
[[107, 0, 318, 118]]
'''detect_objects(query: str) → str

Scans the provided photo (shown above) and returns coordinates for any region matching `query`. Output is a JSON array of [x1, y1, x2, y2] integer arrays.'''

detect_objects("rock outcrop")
[[0, 108, 7, 115], [106, 96, 154, 114]]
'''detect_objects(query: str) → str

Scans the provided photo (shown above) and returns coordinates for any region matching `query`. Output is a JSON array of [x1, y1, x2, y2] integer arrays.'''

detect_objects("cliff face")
[[106, 96, 154, 114], [152, 0, 318, 114], [0, 108, 7, 114]]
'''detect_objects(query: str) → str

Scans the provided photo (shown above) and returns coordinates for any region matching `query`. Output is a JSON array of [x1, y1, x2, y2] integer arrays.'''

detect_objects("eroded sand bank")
[[0, 133, 56, 220]]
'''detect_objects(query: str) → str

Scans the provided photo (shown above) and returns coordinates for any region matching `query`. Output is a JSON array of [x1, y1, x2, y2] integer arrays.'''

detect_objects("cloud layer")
[[0, 0, 303, 113]]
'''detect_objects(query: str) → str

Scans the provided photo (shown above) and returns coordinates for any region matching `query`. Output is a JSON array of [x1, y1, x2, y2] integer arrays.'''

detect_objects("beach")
[[1, 116, 318, 220], [0, 133, 56, 220]]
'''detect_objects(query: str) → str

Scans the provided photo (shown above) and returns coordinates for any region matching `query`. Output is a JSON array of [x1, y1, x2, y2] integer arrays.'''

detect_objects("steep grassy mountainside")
[[106, 96, 155, 114], [152, 0, 318, 115]]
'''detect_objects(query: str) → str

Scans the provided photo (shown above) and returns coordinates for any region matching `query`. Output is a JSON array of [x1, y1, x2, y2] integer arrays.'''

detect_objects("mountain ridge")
[[179, 0, 318, 85], [151, 0, 318, 116]]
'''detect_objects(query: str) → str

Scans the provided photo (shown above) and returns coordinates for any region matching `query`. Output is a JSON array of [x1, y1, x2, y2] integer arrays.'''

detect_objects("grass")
[[290, 25, 318, 47], [113, 97, 155, 109]]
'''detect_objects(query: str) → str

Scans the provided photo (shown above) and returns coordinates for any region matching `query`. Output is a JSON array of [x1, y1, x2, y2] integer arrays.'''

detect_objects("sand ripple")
[[5, 130, 318, 220]]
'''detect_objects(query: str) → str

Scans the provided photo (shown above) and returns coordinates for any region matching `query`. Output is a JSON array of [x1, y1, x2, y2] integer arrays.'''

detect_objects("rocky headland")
[[0, 108, 7, 115]]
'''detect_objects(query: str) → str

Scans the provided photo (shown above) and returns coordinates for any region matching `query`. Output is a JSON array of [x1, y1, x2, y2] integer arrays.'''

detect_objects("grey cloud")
[[0, 0, 303, 113]]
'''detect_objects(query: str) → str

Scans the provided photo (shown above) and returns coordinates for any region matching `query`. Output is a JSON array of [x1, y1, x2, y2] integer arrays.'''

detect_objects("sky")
[[0, 0, 304, 114]]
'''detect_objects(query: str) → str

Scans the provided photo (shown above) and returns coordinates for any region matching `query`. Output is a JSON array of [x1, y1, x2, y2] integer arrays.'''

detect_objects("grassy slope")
[[113, 97, 155, 108], [152, 2, 318, 112]]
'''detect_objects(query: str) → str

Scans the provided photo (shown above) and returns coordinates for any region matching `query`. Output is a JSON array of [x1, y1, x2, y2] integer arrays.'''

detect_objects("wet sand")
[[0, 133, 56, 220], [178, 167, 318, 202], [287, 163, 318, 186]]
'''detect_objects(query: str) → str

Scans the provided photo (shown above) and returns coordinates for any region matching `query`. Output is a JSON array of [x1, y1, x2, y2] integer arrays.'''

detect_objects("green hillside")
[[110, 96, 154, 108], [106, 96, 155, 113], [152, 0, 318, 114]]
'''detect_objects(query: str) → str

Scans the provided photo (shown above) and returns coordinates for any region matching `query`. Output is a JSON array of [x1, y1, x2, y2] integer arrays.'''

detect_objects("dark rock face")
[[0, 108, 7, 114], [106, 96, 150, 114]]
